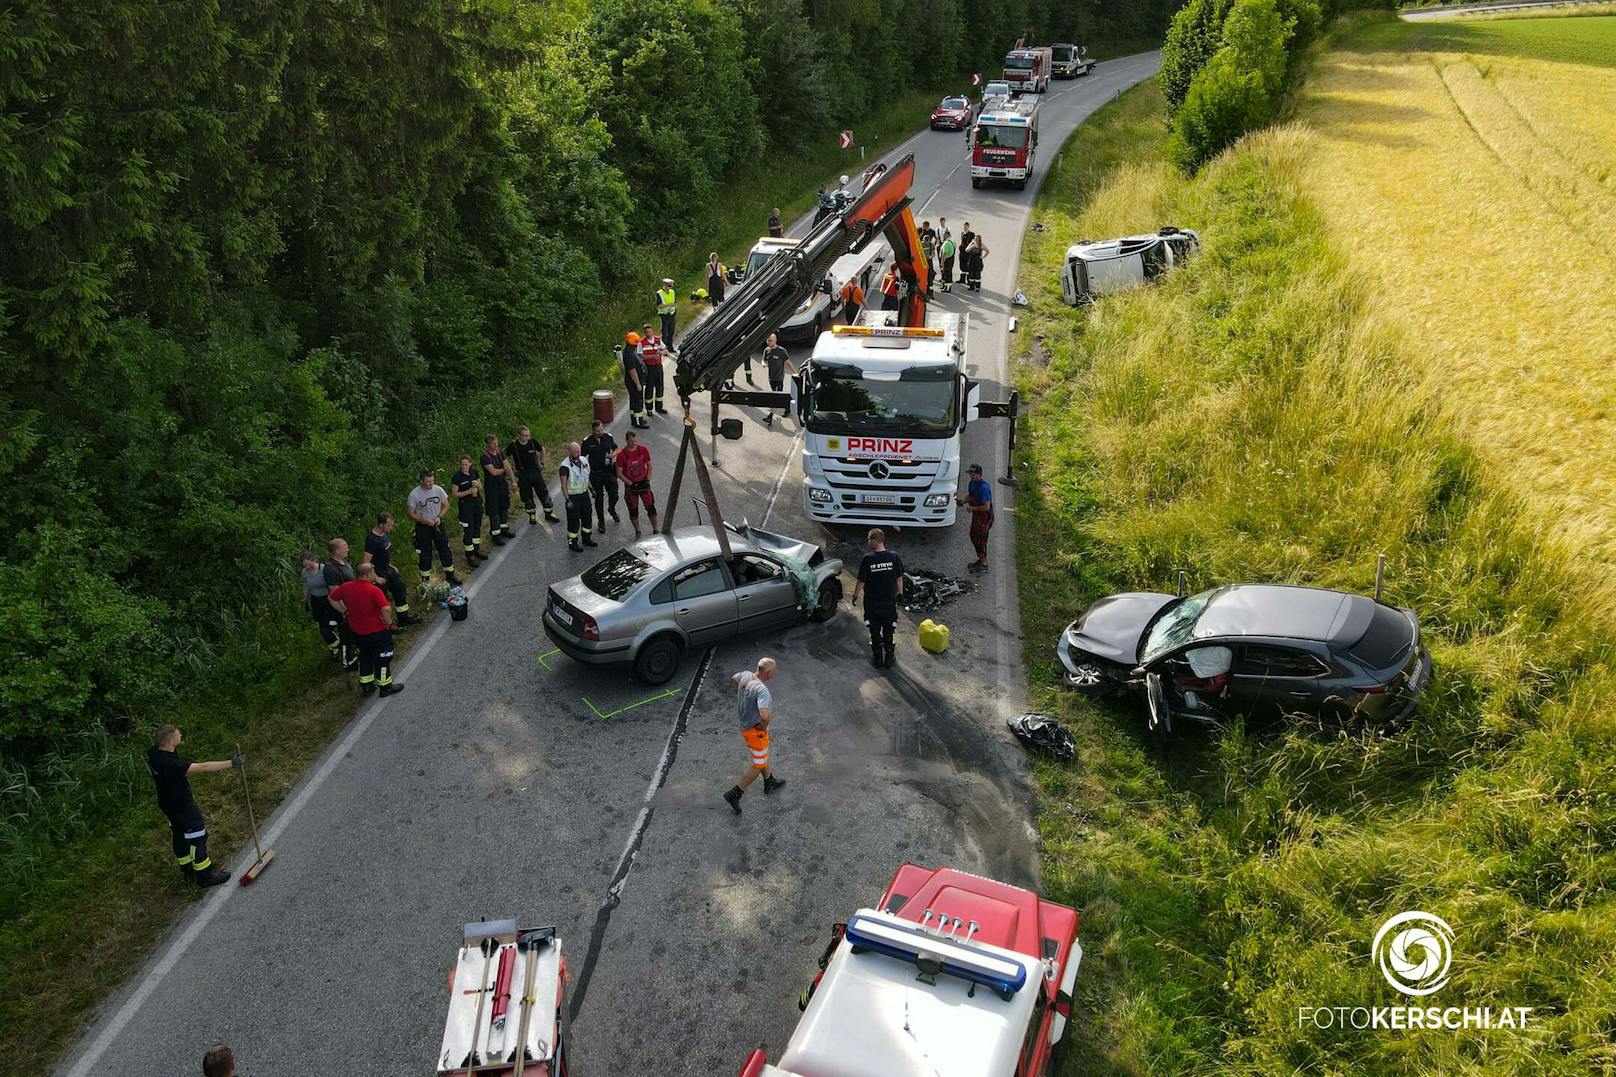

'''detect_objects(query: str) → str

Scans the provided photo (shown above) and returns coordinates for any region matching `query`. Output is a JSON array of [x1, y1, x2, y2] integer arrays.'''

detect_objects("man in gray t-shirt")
[[407, 469, 462, 585], [724, 657, 786, 814]]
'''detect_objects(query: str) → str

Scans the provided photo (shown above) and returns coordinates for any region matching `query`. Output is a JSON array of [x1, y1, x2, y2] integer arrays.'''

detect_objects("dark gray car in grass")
[[1057, 584, 1432, 740], [544, 523, 844, 685]]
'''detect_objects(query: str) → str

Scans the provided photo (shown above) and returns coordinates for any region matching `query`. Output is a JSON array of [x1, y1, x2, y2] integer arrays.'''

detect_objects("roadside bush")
[[1163, 0, 1323, 169], [1161, 0, 1237, 110], [1170, 47, 1278, 169]]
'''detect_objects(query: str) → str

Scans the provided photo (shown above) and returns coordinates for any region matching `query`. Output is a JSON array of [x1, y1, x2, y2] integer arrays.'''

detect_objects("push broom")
[[236, 743, 276, 885]]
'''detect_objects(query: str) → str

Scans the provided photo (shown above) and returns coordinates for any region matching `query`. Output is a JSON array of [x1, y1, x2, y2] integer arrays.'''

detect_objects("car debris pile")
[[1006, 713, 1074, 762], [902, 569, 973, 613]]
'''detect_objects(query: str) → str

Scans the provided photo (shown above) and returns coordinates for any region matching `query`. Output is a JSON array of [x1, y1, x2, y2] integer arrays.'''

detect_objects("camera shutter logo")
[[1373, 912, 1454, 997]]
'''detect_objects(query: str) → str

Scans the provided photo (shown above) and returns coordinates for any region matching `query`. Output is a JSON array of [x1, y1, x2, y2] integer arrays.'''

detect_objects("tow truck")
[[664, 156, 1017, 544], [799, 317, 975, 528], [738, 864, 1082, 1077], [1050, 44, 1095, 79]]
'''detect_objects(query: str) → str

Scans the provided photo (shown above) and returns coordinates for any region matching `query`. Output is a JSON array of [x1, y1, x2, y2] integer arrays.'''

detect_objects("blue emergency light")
[[844, 912, 1028, 997]]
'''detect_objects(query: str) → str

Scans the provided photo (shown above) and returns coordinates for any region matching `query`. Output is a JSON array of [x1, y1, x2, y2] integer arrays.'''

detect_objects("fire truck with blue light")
[[971, 97, 1040, 191], [739, 864, 1083, 1077]]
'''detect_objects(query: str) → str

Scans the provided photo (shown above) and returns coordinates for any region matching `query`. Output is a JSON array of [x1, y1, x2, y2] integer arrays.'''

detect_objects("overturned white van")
[[1059, 227, 1200, 305]]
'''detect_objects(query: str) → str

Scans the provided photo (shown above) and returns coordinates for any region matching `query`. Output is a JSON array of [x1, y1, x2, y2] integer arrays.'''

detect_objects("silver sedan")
[[543, 523, 845, 684]]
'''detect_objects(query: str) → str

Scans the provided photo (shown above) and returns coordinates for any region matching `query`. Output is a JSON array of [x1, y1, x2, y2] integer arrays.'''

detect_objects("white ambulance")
[[797, 315, 976, 528]]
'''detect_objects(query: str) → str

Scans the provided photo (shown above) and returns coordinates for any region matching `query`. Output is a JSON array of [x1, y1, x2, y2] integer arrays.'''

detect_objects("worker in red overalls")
[[639, 322, 669, 416]]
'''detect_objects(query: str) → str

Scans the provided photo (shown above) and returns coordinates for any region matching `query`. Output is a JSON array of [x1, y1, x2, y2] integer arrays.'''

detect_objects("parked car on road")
[[930, 95, 974, 131], [1056, 584, 1432, 740], [544, 523, 844, 685], [981, 80, 1014, 108]]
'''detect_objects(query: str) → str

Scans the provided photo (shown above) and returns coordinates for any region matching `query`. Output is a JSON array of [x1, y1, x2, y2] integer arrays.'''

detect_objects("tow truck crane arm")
[[672, 155, 930, 408]]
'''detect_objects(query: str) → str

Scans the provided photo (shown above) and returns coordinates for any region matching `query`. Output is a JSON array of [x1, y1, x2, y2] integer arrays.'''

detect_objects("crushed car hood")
[[1066, 592, 1177, 665]]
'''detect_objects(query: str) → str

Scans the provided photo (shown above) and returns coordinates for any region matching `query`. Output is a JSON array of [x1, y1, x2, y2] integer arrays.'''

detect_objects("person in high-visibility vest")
[[639, 322, 669, 415], [657, 277, 678, 346], [559, 442, 596, 552], [878, 266, 902, 317]]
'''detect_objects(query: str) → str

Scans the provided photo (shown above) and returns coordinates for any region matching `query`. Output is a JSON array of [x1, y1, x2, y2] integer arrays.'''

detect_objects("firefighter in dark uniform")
[[361, 512, 420, 626], [451, 455, 487, 564], [507, 426, 558, 526], [851, 528, 905, 668], [582, 419, 621, 531], [480, 434, 514, 543], [560, 442, 596, 552], [407, 470, 462, 586], [620, 332, 648, 429], [322, 537, 359, 669], [147, 724, 241, 887]]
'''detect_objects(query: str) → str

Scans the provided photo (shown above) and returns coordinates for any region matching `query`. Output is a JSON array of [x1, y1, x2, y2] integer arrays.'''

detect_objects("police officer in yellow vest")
[[560, 442, 596, 553], [657, 278, 678, 348]]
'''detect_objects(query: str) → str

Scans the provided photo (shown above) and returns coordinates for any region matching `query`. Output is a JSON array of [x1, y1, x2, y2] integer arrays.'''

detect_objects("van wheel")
[[633, 635, 683, 685], [810, 580, 842, 623], [971, 177, 983, 189]]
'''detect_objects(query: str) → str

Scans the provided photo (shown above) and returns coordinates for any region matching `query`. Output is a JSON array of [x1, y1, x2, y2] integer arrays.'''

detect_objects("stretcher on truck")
[[438, 920, 572, 1076]]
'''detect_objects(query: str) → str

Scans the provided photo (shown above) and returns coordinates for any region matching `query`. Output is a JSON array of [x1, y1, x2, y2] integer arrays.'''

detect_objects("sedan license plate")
[[552, 604, 573, 626], [862, 493, 897, 505]]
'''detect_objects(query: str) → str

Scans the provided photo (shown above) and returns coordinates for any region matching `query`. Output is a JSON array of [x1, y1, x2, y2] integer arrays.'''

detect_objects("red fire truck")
[[1002, 46, 1052, 94], [971, 97, 1040, 191], [739, 864, 1083, 1077]]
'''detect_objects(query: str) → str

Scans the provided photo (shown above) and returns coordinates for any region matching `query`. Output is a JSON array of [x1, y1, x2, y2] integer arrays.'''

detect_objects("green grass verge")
[[1016, 80, 1616, 1073], [0, 73, 1032, 1072]]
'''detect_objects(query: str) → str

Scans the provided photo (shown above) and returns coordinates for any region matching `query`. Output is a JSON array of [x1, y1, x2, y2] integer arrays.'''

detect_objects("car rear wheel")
[[1064, 659, 1114, 697], [810, 579, 842, 623], [633, 635, 683, 686]]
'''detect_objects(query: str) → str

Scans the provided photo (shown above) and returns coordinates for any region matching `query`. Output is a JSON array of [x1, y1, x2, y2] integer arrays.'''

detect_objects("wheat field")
[[1297, 17, 1616, 585]]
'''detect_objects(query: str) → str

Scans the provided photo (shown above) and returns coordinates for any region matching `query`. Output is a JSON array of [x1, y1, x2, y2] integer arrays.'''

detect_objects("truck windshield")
[[977, 126, 1029, 150], [805, 363, 957, 435], [1004, 56, 1034, 69], [1052, 45, 1075, 61], [745, 249, 776, 277]]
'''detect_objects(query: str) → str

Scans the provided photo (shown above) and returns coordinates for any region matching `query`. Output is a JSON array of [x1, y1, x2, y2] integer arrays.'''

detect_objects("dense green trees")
[[0, 0, 1180, 760], [1162, 0, 1383, 169]]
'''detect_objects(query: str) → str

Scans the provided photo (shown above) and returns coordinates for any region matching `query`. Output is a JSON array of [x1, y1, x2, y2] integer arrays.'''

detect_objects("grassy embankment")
[[1014, 22, 1616, 1075], [0, 78, 982, 1073]]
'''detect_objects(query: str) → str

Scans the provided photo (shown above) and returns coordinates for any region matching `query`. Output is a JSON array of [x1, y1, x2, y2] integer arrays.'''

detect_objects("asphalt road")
[[56, 52, 1160, 1077]]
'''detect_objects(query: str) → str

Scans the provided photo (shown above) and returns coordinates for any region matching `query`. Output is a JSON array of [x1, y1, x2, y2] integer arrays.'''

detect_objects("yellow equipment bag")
[[918, 619, 950, 654]]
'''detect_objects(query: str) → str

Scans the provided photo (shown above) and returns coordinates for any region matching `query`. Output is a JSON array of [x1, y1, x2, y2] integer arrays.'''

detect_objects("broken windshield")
[[1139, 590, 1214, 664]]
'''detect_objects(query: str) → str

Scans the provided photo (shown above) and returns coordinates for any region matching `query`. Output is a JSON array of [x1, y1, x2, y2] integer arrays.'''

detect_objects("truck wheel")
[[1013, 178, 1027, 191], [971, 176, 983, 189], [810, 579, 842, 623], [633, 635, 683, 685]]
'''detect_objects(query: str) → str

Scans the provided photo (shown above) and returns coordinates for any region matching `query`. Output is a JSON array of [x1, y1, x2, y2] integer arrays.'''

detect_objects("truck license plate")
[[863, 494, 897, 505], [552, 604, 572, 626]]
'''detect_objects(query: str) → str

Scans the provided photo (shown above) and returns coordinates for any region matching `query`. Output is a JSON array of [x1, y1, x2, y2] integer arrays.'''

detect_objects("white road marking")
[[760, 426, 807, 529]]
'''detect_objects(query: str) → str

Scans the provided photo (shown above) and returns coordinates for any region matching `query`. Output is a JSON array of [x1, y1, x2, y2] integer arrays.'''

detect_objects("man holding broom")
[[147, 725, 243, 887]]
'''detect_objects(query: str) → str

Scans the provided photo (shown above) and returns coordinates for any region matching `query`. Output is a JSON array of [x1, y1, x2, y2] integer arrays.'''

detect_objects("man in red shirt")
[[615, 430, 659, 539], [329, 564, 404, 696]]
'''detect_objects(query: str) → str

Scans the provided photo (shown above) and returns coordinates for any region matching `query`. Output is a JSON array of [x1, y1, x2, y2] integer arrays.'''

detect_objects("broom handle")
[[236, 743, 264, 860]]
